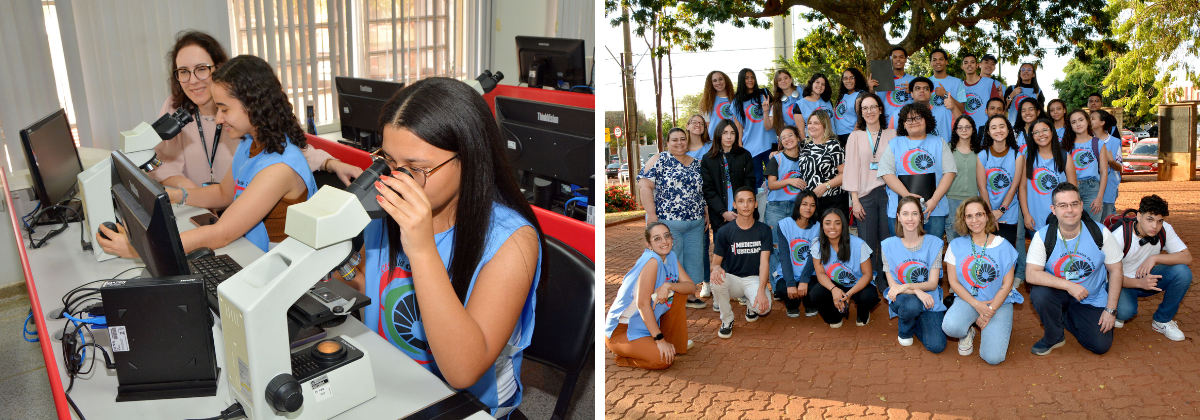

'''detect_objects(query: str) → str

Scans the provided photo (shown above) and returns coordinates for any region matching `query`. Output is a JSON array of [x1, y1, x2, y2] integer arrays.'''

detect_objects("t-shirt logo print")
[[986, 168, 1011, 194], [1032, 167, 1059, 195], [1052, 253, 1094, 282], [896, 260, 929, 284], [790, 238, 811, 267], [718, 102, 735, 120], [784, 171, 802, 194], [1073, 150, 1095, 170], [834, 101, 848, 121], [380, 258, 432, 364], [826, 262, 857, 286], [745, 102, 765, 123], [965, 93, 982, 114], [888, 86, 911, 107], [901, 148, 936, 173], [959, 254, 998, 288]]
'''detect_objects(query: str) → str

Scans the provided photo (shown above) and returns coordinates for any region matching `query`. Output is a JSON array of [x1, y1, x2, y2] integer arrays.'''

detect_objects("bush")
[[605, 185, 638, 213]]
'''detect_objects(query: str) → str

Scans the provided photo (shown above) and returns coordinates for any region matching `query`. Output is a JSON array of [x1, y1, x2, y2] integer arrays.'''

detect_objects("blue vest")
[[795, 97, 833, 124], [707, 96, 736, 140], [772, 218, 819, 286], [780, 92, 801, 128], [1069, 139, 1100, 180], [230, 135, 317, 251], [1055, 127, 1066, 139], [1015, 132, 1029, 156], [1037, 222, 1111, 308], [885, 136, 950, 217], [685, 142, 712, 161], [884, 73, 916, 129], [766, 152, 802, 202], [947, 235, 1023, 304], [362, 203, 541, 416], [1102, 135, 1121, 203], [814, 235, 868, 287], [1007, 85, 1042, 125], [833, 91, 861, 136], [881, 235, 947, 315], [978, 149, 1020, 225], [929, 75, 966, 109], [1026, 152, 1068, 231], [963, 77, 1000, 127], [737, 93, 775, 156], [929, 103, 954, 140], [604, 249, 680, 340]]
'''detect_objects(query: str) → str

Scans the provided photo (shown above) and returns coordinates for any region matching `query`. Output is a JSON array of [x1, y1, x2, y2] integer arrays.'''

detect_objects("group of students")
[[92, 30, 543, 417], [606, 46, 1191, 370]]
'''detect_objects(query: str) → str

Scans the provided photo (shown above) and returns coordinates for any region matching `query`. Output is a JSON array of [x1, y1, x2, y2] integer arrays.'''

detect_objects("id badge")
[[1065, 271, 1080, 281], [870, 162, 879, 170]]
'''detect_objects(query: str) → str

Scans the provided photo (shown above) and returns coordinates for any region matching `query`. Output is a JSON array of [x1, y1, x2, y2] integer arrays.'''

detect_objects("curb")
[[605, 214, 644, 228], [0, 281, 27, 300]]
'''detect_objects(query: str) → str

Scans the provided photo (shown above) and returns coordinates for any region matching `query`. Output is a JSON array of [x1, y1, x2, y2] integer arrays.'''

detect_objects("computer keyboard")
[[187, 254, 243, 315]]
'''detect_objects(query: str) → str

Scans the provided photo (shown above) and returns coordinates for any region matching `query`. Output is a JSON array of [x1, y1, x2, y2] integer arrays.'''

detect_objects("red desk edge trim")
[[2, 168, 71, 420], [306, 134, 594, 261]]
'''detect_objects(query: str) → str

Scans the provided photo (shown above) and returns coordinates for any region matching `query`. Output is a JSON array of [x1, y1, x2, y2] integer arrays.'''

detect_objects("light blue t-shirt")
[[929, 75, 966, 109], [833, 91, 862, 136], [707, 96, 736, 140], [773, 218, 820, 287], [794, 97, 834, 125], [1036, 222, 1112, 308], [947, 235, 1023, 304], [1069, 139, 1101, 181], [978, 148, 1022, 225], [1025, 152, 1069, 231], [604, 249, 680, 340], [963, 77, 1001, 128], [884, 74, 916, 129], [882, 235, 947, 316], [736, 92, 775, 156], [1102, 134, 1121, 203]]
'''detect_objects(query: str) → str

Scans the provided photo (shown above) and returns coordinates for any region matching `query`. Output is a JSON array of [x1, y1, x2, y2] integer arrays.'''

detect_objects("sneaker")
[[687, 339, 695, 350], [712, 302, 721, 312], [786, 307, 801, 318], [1152, 320, 1185, 341], [1114, 319, 1124, 328], [1031, 338, 1067, 356], [805, 308, 819, 317], [856, 314, 870, 326], [745, 308, 759, 323], [829, 320, 843, 328], [686, 297, 707, 309], [958, 327, 975, 356], [698, 283, 712, 298], [718, 321, 733, 339], [737, 297, 748, 306], [898, 335, 914, 347]]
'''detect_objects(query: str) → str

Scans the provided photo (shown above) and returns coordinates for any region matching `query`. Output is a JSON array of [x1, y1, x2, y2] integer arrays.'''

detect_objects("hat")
[[981, 54, 997, 63]]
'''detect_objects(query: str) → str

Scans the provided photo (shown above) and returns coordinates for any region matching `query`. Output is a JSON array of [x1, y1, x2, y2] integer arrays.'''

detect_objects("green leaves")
[[1103, 0, 1200, 122]]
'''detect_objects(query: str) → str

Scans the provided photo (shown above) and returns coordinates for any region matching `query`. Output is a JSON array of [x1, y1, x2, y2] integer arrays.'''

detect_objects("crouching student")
[[605, 222, 697, 369], [773, 190, 821, 318], [1112, 195, 1192, 341], [711, 187, 774, 339], [882, 196, 947, 352], [943, 197, 1022, 364], [809, 208, 879, 328]]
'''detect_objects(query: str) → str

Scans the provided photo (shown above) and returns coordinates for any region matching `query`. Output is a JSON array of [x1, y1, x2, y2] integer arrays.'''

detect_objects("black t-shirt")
[[764, 151, 799, 177], [714, 220, 773, 277]]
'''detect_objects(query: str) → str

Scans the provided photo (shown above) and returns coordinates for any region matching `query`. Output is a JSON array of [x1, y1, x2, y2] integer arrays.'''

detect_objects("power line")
[[601, 46, 783, 61]]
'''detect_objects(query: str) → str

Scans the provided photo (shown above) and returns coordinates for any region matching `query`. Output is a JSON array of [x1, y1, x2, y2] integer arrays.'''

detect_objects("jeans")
[[765, 201, 792, 283], [1030, 285, 1113, 355], [857, 187, 890, 286], [942, 300, 1015, 365], [660, 218, 705, 285], [1102, 203, 1116, 220], [713, 273, 770, 325], [945, 198, 963, 241], [751, 150, 773, 192], [1015, 211, 1027, 281], [1078, 178, 1101, 221], [701, 223, 711, 285], [890, 294, 947, 353], [1116, 264, 1193, 323], [809, 281, 880, 324], [889, 216, 946, 240]]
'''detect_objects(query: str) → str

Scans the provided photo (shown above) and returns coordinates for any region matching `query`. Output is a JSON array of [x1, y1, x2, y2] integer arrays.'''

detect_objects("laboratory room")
[[0, 1, 595, 419]]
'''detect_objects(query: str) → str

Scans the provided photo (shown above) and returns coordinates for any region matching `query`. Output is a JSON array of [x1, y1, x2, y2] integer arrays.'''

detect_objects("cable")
[[23, 312, 39, 342], [25, 201, 82, 249], [185, 402, 246, 420]]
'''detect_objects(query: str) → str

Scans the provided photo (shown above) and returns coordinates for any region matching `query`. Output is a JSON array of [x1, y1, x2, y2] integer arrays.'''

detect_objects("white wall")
[[0, 2, 63, 174], [490, 0, 554, 86]]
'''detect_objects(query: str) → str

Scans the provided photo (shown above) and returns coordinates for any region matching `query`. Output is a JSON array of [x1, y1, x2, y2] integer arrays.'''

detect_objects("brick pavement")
[[605, 179, 1200, 419]]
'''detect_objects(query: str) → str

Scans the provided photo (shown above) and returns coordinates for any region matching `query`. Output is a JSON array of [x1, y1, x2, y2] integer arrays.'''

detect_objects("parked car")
[[1121, 130, 1136, 148], [1134, 130, 1150, 139], [1123, 139, 1159, 174], [606, 162, 621, 178]]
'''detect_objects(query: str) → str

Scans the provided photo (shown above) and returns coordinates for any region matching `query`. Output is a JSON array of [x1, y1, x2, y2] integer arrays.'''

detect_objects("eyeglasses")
[[861, 105, 881, 113], [1020, 68, 1034, 73], [904, 116, 925, 123], [650, 232, 673, 243], [175, 64, 215, 82], [370, 150, 458, 188], [1032, 128, 1051, 136], [957, 125, 974, 131], [1054, 201, 1083, 210]]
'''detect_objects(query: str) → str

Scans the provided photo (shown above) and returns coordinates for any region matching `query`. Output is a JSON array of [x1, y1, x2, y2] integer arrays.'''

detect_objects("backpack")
[[1042, 211, 1104, 254], [1103, 209, 1166, 256]]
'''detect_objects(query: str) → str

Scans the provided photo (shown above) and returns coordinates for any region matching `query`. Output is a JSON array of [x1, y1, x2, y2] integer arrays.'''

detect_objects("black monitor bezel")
[[19, 109, 84, 207], [515, 36, 587, 90], [110, 151, 188, 278], [494, 96, 594, 187], [334, 76, 405, 151]]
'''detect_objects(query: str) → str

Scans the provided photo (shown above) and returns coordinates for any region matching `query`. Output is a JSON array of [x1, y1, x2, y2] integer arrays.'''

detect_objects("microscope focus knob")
[[266, 373, 304, 413]]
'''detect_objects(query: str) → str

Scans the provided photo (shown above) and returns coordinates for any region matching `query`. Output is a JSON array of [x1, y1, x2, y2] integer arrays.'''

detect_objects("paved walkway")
[[605, 180, 1200, 419]]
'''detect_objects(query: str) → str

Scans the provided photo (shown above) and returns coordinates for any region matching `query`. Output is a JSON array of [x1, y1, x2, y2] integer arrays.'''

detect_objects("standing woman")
[[882, 196, 947, 352], [733, 68, 775, 189], [878, 104, 958, 239], [767, 69, 802, 132], [1091, 110, 1122, 219], [639, 128, 708, 309], [604, 222, 698, 370], [1019, 118, 1077, 233], [1012, 98, 1044, 155], [773, 190, 822, 318], [796, 73, 835, 125], [844, 92, 894, 287], [701, 119, 757, 302], [1047, 99, 1067, 138], [1061, 109, 1109, 220], [684, 114, 712, 161], [942, 197, 1022, 364], [945, 115, 982, 241], [1004, 63, 1045, 126], [797, 112, 848, 219], [809, 209, 878, 327], [976, 115, 1025, 247], [832, 68, 868, 147], [700, 71, 738, 139]]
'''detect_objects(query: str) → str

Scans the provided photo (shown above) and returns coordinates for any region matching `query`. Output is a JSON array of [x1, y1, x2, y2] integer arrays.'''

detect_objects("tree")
[[674, 92, 702, 127], [1103, 0, 1200, 120], [676, 0, 1113, 63]]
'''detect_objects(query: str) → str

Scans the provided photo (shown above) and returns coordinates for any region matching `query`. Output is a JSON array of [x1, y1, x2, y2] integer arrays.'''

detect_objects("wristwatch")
[[1105, 307, 1117, 315], [999, 205, 1009, 213], [653, 333, 665, 341]]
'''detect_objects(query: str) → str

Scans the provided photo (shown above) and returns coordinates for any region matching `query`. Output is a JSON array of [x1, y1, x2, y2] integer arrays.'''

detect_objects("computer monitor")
[[515, 36, 587, 90], [20, 109, 84, 222], [110, 151, 188, 278], [495, 96, 594, 188], [335, 76, 404, 151]]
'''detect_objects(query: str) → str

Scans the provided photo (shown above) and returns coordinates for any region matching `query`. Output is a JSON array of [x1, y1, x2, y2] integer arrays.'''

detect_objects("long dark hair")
[[1012, 97, 1044, 139], [733, 68, 766, 113], [803, 73, 832, 102], [1016, 63, 1042, 93], [835, 68, 867, 109], [791, 190, 819, 227], [211, 55, 306, 154], [167, 30, 230, 114], [1025, 118, 1066, 179], [1059, 109, 1093, 153], [854, 92, 887, 131], [818, 208, 851, 264], [771, 69, 796, 131], [708, 118, 745, 158], [377, 77, 542, 303], [982, 115, 1019, 155], [1092, 109, 1117, 136], [951, 114, 981, 152]]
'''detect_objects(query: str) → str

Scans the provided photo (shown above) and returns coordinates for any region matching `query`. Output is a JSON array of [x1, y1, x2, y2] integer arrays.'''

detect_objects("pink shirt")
[[148, 99, 332, 186], [842, 128, 897, 195]]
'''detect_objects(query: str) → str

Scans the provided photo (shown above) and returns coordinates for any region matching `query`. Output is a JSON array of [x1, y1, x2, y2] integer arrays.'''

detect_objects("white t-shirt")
[[944, 235, 1008, 264], [1112, 221, 1187, 278], [811, 242, 873, 264], [1027, 223, 1123, 267]]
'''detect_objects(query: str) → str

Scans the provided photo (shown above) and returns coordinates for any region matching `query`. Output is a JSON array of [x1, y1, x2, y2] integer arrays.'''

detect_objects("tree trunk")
[[669, 48, 676, 129]]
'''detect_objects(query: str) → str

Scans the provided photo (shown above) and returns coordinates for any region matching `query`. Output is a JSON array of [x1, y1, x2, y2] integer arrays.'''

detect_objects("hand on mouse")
[[96, 222, 138, 259]]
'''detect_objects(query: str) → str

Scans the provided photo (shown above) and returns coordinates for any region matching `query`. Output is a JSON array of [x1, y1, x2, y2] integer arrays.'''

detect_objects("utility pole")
[[622, 4, 640, 205]]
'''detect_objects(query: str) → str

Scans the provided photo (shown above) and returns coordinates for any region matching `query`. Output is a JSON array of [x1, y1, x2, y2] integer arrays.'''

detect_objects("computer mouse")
[[186, 247, 216, 261], [98, 222, 118, 241]]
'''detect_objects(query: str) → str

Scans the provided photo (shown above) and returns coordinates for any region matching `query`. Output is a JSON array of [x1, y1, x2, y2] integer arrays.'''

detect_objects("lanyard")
[[867, 128, 883, 161], [195, 112, 223, 183], [1063, 229, 1083, 278], [968, 233, 990, 296]]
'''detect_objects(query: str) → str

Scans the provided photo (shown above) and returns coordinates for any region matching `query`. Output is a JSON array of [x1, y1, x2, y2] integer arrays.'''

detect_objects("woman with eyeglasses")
[[833, 68, 869, 147], [1019, 118, 1077, 232], [1061, 109, 1110, 220], [1004, 63, 1045, 126], [99, 55, 318, 255], [149, 30, 360, 190], [944, 115, 983, 241], [355, 77, 543, 417], [640, 128, 708, 309], [844, 92, 894, 287], [684, 114, 713, 160], [878, 104, 958, 239], [605, 222, 698, 370]]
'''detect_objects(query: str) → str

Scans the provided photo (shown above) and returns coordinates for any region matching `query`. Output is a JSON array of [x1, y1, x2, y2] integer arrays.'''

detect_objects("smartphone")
[[190, 212, 219, 227]]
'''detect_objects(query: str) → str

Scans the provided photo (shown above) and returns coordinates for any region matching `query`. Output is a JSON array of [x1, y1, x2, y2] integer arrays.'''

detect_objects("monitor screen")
[[335, 76, 404, 151], [19, 109, 84, 207], [111, 151, 188, 278], [515, 36, 586, 90], [495, 96, 594, 187]]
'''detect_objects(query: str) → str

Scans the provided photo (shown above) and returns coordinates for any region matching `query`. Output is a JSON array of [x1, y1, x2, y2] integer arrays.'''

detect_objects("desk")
[[2, 169, 483, 419]]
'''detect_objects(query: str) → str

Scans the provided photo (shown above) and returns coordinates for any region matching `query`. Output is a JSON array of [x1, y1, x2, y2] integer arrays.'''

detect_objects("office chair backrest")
[[525, 236, 594, 374]]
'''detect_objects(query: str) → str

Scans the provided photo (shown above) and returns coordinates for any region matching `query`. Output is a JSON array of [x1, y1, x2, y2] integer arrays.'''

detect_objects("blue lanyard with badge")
[[1062, 231, 1084, 282], [867, 128, 882, 170], [968, 233, 990, 297]]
